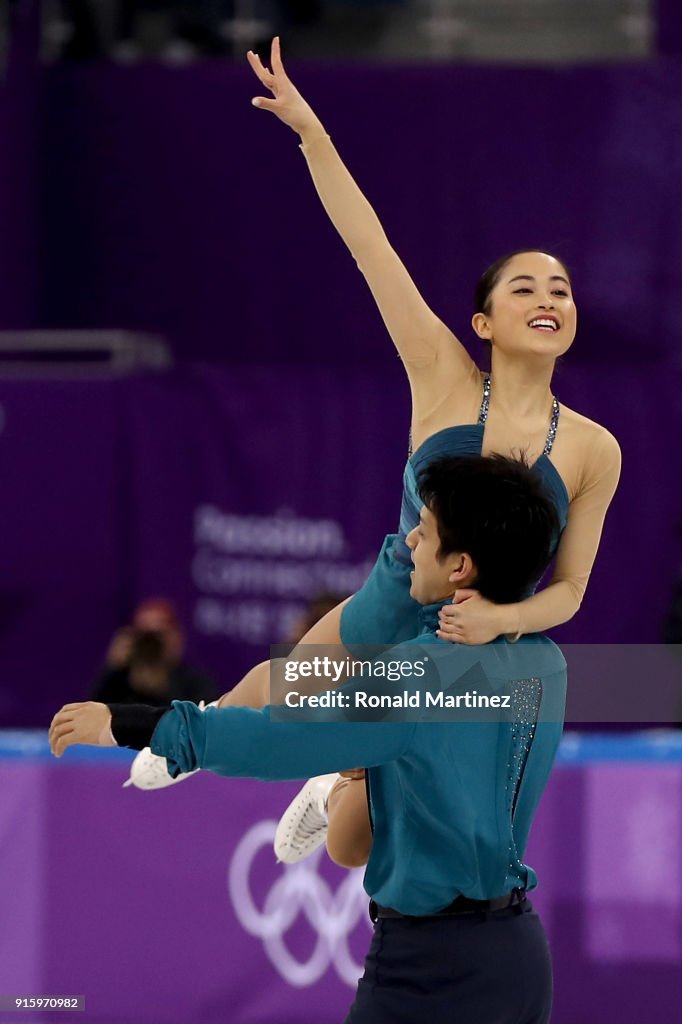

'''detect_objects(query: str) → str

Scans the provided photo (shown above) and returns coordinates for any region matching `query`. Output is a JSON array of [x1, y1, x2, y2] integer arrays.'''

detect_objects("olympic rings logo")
[[227, 821, 371, 988]]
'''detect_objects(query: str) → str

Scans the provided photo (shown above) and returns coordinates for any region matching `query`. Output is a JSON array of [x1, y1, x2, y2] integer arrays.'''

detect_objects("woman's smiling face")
[[472, 251, 577, 358]]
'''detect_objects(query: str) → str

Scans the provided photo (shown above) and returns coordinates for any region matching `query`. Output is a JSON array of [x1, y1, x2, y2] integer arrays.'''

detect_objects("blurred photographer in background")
[[92, 598, 218, 706]]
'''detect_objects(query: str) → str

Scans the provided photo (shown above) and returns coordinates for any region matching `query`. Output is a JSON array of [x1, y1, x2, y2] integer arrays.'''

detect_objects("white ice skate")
[[122, 699, 216, 790], [123, 746, 199, 790], [273, 773, 339, 863]]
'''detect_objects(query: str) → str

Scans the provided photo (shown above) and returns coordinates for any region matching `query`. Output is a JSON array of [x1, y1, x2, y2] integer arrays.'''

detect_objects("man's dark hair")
[[418, 454, 560, 605]]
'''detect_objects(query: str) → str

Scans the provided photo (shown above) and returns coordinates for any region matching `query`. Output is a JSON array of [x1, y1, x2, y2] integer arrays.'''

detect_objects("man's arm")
[[150, 699, 416, 781], [49, 686, 417, 779], [49, 637, 487, 771]]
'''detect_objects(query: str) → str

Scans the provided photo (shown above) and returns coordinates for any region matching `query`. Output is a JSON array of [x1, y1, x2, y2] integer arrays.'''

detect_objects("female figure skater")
[[129, 39, 621, 866]]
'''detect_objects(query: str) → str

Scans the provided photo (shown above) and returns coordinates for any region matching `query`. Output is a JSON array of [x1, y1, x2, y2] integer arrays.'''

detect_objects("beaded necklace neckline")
[[479, 376, 560, 456], [407, 376, 560, 459]]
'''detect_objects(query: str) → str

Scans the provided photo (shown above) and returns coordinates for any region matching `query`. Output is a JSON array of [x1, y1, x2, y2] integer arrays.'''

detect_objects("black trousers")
[[344, 900, 552, 1024]]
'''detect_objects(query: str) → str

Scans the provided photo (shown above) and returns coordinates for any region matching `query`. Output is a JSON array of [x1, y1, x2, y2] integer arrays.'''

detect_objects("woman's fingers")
[[251, 96, 279, 112], [247, 37, 287, 90], [437, 609, 462, 641], [246, 37, 311, 132], [246, 50, 275, 90], [247, 47, 282, 112], [271, 36, 285, 76]]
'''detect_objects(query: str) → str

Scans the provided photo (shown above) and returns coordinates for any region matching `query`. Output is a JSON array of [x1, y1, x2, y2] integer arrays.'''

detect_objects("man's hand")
[[247, 36, 324, 138], [49, 702, 115, 758], [437, 590, 512, 645]]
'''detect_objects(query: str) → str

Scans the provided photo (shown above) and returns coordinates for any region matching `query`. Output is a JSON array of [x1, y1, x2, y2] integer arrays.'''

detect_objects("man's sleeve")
[[150, 699, 417, 781], [110, 704, 169, 749], [149, 636, 492, 779], [111, 637, 488, 775]]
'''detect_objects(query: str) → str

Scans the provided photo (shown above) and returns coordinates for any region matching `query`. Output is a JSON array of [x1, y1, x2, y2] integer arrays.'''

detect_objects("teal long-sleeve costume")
[[112, 602, 566, 916]]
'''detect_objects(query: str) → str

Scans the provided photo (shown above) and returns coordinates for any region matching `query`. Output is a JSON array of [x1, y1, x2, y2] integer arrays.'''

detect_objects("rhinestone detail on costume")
[[506, 677, 543, 872], [542, 397, 560, 455], [507, 676, 543, 816], [478, 374, 492, 425], [481, 377, 560, 456]]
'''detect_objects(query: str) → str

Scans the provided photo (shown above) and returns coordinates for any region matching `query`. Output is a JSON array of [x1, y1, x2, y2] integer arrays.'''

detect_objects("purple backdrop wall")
[[25, 60, 682, 366], [657, 0, 682, 55]]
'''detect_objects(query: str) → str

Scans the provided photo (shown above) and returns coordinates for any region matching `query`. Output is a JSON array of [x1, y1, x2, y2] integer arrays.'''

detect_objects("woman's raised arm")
[[248, 38, 477, 386]]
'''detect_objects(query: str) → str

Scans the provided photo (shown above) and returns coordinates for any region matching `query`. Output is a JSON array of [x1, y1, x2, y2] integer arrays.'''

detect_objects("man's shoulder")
[[491, 635, 567, 680], [409, 633, 566, 680], [514, 633, 566, 662]]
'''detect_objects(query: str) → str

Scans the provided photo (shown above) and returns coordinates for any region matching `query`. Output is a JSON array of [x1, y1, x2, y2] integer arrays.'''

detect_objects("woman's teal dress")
[[340, 377, 569, 646]]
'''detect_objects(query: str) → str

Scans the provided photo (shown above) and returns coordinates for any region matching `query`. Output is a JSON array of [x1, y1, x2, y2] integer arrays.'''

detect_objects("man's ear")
[[472, 312, 492, 341], [447, 552, 474, 585]]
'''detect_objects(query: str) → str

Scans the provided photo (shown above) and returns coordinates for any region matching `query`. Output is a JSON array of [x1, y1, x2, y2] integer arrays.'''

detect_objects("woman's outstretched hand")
[[437, 590, 513, 646], [247, 37, 323, 139]]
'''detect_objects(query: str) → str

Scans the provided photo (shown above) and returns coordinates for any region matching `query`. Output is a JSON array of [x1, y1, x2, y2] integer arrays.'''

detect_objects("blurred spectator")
[[50, 0, 324, 61], [287, 591, 347, 644], [117, 0, 231, 58], [92, 598, 218, 706], [57, 0, 106, 60]]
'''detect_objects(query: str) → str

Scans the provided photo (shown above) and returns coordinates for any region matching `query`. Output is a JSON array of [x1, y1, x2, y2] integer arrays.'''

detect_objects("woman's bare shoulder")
[[557, 404, 620, 453]]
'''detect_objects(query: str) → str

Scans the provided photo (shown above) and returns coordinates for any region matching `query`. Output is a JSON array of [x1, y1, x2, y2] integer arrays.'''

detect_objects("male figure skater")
[[50, 454, 566, 1024]]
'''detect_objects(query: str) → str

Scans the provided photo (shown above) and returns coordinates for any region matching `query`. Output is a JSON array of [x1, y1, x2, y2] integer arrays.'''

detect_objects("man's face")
[[406, 505, 465, 605]]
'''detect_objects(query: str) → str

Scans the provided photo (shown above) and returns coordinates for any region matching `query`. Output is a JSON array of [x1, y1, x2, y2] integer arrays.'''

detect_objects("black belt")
[[370, 888, 527, 922]]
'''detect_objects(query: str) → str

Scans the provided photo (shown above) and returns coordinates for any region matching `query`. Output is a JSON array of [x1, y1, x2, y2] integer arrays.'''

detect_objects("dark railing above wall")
[[655, 0, 682, 54], [0, 331, 172, 378], [37, 0, 654, 64]]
